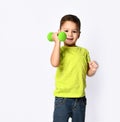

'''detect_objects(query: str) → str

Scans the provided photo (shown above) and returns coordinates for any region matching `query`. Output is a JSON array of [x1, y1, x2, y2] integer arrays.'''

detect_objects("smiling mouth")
[[67, 38, 73, 41]]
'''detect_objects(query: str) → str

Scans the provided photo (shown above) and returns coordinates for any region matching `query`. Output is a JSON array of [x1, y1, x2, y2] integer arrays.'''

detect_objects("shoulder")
[[77, 46, 89, 53], [77, 46, 91, 62], [60, 46, 89, 54]]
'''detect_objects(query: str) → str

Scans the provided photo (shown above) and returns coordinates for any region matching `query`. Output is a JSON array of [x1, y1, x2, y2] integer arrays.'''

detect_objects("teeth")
[[67, 38, 73, 40]]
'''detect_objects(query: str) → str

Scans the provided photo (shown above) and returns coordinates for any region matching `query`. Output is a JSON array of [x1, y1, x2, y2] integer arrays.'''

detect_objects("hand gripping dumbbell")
[[47, 32, 67, 42]]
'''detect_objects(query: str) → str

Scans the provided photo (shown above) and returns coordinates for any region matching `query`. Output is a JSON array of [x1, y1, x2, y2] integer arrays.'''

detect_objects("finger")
[[89, 61, 99, 68]]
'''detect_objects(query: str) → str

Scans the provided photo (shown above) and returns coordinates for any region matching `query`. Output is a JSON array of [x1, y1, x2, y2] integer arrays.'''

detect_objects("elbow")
[[51, 64, 59, 67], [51, 63, 59, 67], [50, 60, 60, 67]]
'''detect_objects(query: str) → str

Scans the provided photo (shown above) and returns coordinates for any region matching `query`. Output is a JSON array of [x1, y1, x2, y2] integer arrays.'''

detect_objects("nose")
[[68, 31, 72, 37]]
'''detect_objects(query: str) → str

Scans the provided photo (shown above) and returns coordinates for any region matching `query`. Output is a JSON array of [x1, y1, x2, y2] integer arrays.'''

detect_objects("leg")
[[53, 97, 69, 122], [72, 97, 87, 122]]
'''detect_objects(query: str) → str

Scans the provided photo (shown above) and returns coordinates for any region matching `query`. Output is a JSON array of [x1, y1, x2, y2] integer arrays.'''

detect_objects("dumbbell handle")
[[47, 32, 67, 42]]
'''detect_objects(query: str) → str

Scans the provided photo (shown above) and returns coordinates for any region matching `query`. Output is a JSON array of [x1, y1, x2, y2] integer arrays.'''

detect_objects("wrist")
[[87, 69, 96, 76]]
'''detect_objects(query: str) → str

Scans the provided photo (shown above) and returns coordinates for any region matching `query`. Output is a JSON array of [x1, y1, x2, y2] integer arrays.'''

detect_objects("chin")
[[64, 42, 75, 46]]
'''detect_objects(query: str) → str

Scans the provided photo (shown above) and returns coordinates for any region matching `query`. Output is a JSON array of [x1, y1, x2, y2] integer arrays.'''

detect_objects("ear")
[[58, 29, 60, 33], [78, 32, 81, 39]]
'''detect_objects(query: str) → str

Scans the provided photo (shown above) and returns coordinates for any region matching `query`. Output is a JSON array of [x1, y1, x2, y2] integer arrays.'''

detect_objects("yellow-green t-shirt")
[[54, 46, 90, 98]]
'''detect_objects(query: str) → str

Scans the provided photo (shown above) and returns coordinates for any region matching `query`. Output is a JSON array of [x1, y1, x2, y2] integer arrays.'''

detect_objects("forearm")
[[50, 42, 60, 67]]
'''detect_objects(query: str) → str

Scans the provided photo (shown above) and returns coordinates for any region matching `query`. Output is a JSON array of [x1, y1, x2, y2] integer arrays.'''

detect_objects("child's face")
[[60, 21, 80, 46]]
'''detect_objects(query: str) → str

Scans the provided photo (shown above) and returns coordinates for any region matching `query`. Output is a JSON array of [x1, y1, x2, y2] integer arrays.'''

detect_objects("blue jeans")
[[53, 96, 86, 122]]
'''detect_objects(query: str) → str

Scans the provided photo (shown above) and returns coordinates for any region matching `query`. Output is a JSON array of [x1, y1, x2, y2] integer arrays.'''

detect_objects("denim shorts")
[[53, 96, 87, 122]]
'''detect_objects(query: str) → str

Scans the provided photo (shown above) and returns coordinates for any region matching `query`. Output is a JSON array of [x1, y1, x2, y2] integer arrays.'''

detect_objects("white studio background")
[[0, 0, 119, 122]]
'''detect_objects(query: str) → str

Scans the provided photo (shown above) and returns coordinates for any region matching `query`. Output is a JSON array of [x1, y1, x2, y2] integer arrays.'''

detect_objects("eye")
[[64, 30, 68, 32], [72, 30, 77, 33]]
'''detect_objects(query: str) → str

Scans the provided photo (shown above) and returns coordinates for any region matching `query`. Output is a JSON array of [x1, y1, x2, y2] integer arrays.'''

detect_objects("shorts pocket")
[[81, 97, 87, 106], [55, 97, 66, 107], [78, 97, 87, 111]]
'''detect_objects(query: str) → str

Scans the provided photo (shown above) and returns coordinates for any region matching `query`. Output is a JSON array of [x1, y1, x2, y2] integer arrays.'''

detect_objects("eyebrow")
[[62, 28, 78, 30]]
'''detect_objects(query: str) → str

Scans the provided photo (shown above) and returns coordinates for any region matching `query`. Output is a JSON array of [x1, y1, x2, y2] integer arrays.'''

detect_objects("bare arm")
[[87, 61, 98, 76], [50, 32, 61, 67]]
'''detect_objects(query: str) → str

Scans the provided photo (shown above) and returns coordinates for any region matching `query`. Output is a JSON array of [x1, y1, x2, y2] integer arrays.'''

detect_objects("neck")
[[64, 43, 76, 47], [64, 44, 77, 47]]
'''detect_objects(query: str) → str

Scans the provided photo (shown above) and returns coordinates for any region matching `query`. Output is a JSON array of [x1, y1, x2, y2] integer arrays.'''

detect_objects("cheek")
[[77, 34, 80, 38], [74, 35, 79, 39]]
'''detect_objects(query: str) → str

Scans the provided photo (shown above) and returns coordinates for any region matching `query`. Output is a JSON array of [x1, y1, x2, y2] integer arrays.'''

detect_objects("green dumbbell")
[[47, 32, 67, 42]]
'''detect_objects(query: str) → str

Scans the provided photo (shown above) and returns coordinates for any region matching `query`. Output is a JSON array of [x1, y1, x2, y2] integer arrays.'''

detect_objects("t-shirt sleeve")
[[86, 51, 91, 63]]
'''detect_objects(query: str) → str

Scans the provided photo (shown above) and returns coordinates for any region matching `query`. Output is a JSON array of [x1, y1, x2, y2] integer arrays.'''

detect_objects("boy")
[[50, 14, 98, 122]]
